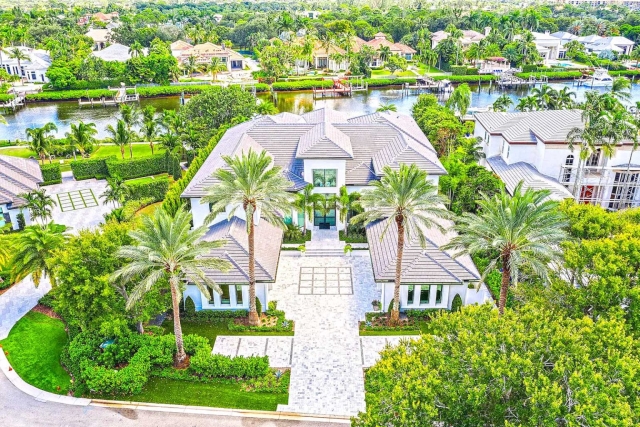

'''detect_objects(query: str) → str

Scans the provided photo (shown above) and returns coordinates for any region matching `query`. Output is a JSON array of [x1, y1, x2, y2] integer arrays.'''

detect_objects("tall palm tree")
[[111, 207, 230, 366], [202, 149, 294, 326], [515, 96, 538, 112], [8, 47, 29, 79], [10, 223, 67, 287], [100, 175, 128, 207], [335, 186, 360, 237], [119, 104, 140, 158], [294, 184, 322, 235], [442, 183, 568, 315], [376, 102, 397, 112], [530, 84, 557, 110], [105, 119, 131, 160], [492, 94, 513, 112], [610, 77, 631, 101], [160, 130, 180, 153], [128, 41, 144, 58], [554, 87, 577, 109], [25, 122, 57, 164], [140, 105, 160, 155], [446, 83, 472, 117], [20, 188, 57, 226], [378, 45, 392, 62], [351, 164, 449, 325], [65, 121, 97, 160], [208, 57, 227, 81]]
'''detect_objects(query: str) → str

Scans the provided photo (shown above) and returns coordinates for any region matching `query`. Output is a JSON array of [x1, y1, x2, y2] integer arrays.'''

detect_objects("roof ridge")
[[419, 249, 461, 283], [423, 235, 479, 280]]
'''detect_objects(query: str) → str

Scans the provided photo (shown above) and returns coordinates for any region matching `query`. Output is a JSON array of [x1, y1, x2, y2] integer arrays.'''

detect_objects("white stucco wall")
[[0, 205, 30, 230], [184, 283, 268, 312]]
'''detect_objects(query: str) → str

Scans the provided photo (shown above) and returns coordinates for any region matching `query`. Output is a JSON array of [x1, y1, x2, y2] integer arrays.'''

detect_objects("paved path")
[[214, 336, 294, 368], [46, 177, 112, 232], [270, 253, 381, 416], [0, 276, 50, 340]]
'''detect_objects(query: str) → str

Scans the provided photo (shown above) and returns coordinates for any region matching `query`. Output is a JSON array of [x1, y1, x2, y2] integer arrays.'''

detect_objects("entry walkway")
[[0, 276, 50, 340]]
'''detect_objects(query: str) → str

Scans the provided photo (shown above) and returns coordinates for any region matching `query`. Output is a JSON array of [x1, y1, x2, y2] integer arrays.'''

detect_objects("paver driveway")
[[45, 177, 112, 232], [270, 252, 380, 416]]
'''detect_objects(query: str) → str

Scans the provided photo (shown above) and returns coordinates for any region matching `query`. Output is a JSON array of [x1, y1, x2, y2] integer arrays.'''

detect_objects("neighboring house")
[[431, 29, 487, 50], [581, 35, 635, 55], [0, 155, 42, 230], [78, 12, 118, 26], [550, 31, 579, 46], [474, 110, 640, 209], [173, 41, 245, 71], [301, 41, 350, 72], [532, 31, 564, 62], [85, 28, 111, 51], [180, 108, 488, 313], [92, 43, 147, 62], [363, 32, 416, 62], [0, 47, 51, 83], [299, 10, 321, 19], [212, 14, 223, 23]]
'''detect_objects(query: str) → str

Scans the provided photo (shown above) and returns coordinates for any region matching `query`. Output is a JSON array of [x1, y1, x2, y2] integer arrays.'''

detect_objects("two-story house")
[[180, 108, 491, 313], [474, 110, 640, 209]]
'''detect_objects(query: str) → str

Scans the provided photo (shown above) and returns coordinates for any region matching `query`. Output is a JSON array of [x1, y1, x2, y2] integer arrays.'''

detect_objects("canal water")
[[2, 81, 640, 141]]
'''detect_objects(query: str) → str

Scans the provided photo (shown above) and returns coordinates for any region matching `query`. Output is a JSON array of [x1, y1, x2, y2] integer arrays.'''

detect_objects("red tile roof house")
[[179, 108, 491, 314], [358, 33, 417, 66], [0, 155, 42, 230]]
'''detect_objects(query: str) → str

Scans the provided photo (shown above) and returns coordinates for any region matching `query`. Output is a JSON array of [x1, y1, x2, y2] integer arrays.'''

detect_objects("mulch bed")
[[233, 315, 279, 327], [31, 304, 62, 320]]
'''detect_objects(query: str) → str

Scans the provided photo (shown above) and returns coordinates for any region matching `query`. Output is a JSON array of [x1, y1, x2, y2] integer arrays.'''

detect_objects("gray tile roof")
[[182, 108, 445, 198], [486, 156, 574, 201], [475, 110, 586, 144], [200, 216, 283, 284], [366, 217, 480, 284], [0, 155, 43, 208]]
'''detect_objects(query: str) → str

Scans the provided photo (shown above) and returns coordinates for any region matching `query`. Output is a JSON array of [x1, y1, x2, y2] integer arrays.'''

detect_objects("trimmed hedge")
[[433, 74, 496, 82], [365, 77, 417, 87], [190, 353, 270, 379], [124, 176, 170, 203], [610, 70, 640, 77], [40, 163, 62, 185], [515, 71, 582, 80], [271, 80, 334, 91], [0, 93, 14, 102], [106, 155, 168, 180], [70, 157, 113, 180], [451, 66, 479, 76]]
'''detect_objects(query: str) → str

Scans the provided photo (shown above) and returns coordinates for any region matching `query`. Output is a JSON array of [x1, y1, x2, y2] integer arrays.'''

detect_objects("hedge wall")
[[365, 77, 416, 87], [124, 176, 170, 203], [515, 71, 582, 80], [70, 157, 113, 180], [0, 93, 14, 102], [106, 155, 169, 180], [40, 163, 62, 185], [610, 70, 640, 77], [433, 75, 496, 82], [271, 80, 334, 91]]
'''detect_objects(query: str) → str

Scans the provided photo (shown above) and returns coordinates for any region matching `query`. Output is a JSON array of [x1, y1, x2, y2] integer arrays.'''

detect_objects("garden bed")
[[359, 310, 445, 336]]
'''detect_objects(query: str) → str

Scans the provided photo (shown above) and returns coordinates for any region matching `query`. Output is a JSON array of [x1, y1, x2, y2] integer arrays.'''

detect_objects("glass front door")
[[314, 196, 336, 228]]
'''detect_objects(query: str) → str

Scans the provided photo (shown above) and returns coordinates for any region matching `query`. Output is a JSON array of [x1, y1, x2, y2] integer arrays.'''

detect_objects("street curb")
[[0, 352, 350, 423]]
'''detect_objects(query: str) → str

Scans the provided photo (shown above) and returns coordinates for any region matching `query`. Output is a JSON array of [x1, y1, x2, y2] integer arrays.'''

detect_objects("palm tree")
[[294, 184, 322, 235], [256, 101, 278, 115], [335, 186, 360, 237], [25, 122, 57, 164], [160, 130, 180, 153], [202, 149, 294, 326], [610, 77, 631, 101], [8, 47, 29, 80], [101, 175, 128, 207], [446, 83, 472, 118], [119, 104, 140, 158], [351, 164, 449, 325], [111, 207, 230, 366], [66, 121, 97, 160], [492, 94, 513, 112], [20, 188, 57, 226], [378, 45, 392, 63], [105, 120, 131, 160], [530, 84, 556, 110], [442, 183, 568, 315], [376, 102, 397, 112], [184, 55, 198, 76], [554, 87, 577, 109], [128, 41, 144, 58], [516, 96, 538, 112], [10, 223, 67, 287], [140, 105, 160, 155], [208, 57, 227, 81]]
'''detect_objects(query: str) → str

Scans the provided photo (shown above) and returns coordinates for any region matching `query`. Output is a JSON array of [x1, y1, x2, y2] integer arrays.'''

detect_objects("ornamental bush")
[[515, 71, 582, 80], [70, 157, 113, 180], [190, 352, 270, 379], [40, 163, 62, 185], [123, 176, 169, 203], [106, 155, 168, 180], [271, 79, 334, 91]]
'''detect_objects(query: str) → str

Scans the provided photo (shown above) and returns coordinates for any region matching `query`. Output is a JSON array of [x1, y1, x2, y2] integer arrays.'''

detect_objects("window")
[[586, 149, 601, 167], [562, 155, 574, 183], [312, 169, 337, 187], [220, 285, 231, 305], [407, 285, 415, 305], [235, 285, 243, 305], [506, 145, 510, 159], [420, 286, 430, 304], [435, 285, 443, 304]]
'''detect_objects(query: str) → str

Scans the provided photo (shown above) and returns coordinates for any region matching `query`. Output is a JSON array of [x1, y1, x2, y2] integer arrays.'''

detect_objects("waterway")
[[2, 81, 640, 141]]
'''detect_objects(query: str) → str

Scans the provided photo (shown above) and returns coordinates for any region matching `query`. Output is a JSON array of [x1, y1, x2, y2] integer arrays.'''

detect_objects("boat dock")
[[402, 76, 452, 95], [1, 94, 25, 112], [312, 76, 367, 99], [78, 84, 140, 108]]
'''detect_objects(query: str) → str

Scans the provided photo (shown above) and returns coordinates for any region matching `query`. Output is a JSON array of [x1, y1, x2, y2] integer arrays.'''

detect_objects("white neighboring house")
[[532, 32, 564, 63], [85, 28, 111, 51], [431, 29, 487, 50], [179, 108, 491, 313], [580, 36, 635, 56], [0, 47, 51, 83], [92, 43, 147, 62], [0, 155, 41, 230], [474, 110, 640, 209], [550, 31, 580, 46]]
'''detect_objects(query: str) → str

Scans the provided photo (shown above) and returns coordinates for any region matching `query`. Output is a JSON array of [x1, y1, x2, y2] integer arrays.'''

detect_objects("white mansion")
[[474, 110, 640, 209], [180, 108, 491, 313]]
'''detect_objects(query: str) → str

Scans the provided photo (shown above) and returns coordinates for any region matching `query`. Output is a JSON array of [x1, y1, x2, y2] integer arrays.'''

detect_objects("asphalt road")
[[0, 373, 348, 427]]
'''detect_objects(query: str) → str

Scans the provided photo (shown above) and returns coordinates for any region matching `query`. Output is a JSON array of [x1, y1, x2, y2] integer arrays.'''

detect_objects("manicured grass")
[[92, 144, 163, 159], [104, 377, 288, 410], [0, 147, 36, 158], [135, 201, 163, 218], [163, 319, 294, 347], [0, 311, 71, 394], [125, 173, 170, 185]]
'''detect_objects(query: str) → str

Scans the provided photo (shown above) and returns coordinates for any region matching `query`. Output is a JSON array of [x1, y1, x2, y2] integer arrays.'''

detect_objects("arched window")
[[565, 154, 574, 166], [562, 155, 574, 183]]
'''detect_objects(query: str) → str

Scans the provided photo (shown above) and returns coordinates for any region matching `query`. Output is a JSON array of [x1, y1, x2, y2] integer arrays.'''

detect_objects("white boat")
[[587, 68, 613, 87]]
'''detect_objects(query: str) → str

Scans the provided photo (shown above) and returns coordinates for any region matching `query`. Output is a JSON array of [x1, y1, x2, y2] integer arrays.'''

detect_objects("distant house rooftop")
[[92, 43, 147, 62], [0, 155, 43, 208]]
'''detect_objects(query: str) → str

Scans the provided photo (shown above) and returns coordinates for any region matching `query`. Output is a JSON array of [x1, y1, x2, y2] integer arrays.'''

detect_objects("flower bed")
[[359, 312, 420, 332], [227, 309, 294, 333]]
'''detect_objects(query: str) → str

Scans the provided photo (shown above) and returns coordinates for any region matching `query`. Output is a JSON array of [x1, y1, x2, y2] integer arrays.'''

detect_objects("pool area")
[[556, 62, 575, 68]]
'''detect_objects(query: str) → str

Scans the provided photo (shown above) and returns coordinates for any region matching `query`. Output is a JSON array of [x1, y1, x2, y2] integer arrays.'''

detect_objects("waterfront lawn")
[[0, 311, 71, 394], [162, 319, 294, 347], [97, 377, 288, 410], [92, 144, 162, 159]]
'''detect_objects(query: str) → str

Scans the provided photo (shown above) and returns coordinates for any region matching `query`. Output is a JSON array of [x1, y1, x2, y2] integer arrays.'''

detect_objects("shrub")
[[123, 176, 169, 203], [71, 157, 113, 180], [0, 93, 14, 102], [515, 71, 582, 80], [121, 197, 155, 219], [271, 80, 334, 91], [433, 75, 496, 82], [405, 309, 445, 319], [106, 155, 168, 180], [242, 370, 290, 393], [255, 297, 262, 314], [451, 294, 463, 312], [184, 296, 196, 315], [181, 309, 247, 321], [268, 301, 278, 311], [16, 213, 25, 230], [365, 77, 417, 87], [190, 351, 270, 379], [40, 163, 62, 185]]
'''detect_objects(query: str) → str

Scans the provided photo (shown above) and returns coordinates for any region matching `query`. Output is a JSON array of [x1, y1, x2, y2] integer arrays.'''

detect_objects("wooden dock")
[[1, 94, 25, 112], [78, 84, 140, 108], [403, 76, 452, 95], [312, 76, 367, 99]]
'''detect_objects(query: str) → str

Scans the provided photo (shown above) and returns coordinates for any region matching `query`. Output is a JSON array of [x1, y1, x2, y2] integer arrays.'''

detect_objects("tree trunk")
[[136, 321, 144, 334], [120, 146, 125, 159], [247, 208, 260, 326], [170, 277, 187, 367], [129, 143, 133, 159], [498, 256, 510, 316], [390, 216, 405, 326]]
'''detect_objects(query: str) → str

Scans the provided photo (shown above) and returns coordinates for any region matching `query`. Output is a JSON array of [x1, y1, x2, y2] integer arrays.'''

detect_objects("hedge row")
[[40, 163, 62, 185], [124, 176, 170, 203], [0, 93, 14, 102], [515, 71, 582, 80], [365, 77, 417, 86], [433, 74, 497, 82], [106, 154, 168, 180], [450, 66, 480, 76], [70, 156, 114, 180], [190, 353, 270, 379], [271, 79, 334, 91], [610, 70, 640, 77]]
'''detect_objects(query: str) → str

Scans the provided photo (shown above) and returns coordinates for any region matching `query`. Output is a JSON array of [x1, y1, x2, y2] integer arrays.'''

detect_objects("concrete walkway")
[[0, 276, 50, 340]]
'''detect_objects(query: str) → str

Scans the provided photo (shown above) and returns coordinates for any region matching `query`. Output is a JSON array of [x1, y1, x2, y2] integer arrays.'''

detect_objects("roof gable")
[[296, 122, 353, 159]]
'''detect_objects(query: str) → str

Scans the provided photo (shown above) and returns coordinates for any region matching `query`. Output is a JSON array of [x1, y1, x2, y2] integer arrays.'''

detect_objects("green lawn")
[[0, 311, 71, 394], [135, 201, 163, 218], [98, 377, 288, 411], [92, 144, 163, 160], [163, 319, 294, 347], [125, 173, 170, 185]]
